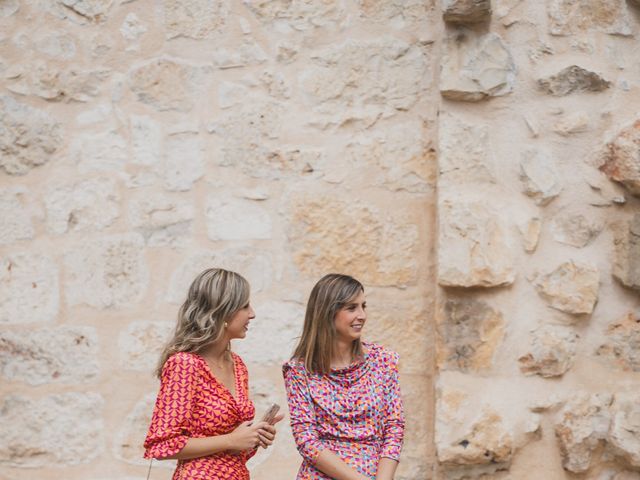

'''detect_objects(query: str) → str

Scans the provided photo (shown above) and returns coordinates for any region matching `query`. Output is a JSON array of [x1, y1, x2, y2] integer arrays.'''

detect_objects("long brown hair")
[[155, 268, 250, 378], [292, 273, 364, 374]]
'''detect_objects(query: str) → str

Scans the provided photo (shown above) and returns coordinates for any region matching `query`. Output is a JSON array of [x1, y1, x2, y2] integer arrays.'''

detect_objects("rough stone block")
[[551, 212, 602, 248], [548, 0, 632, 36], [538, 65, 611, 96], [596, 312, 640, 371], [64, 234, 148, 309], [206, 197, 272, 240], [612, 214, 640, 291], [164, 0, 228, 39], [57, 0, 113, 22], [0, 254, 59, 324], [442, 0, 492, 24], [71, 131, 127, 172], [128, 192, 194, 246], [0, 187, 38, 245], [244, 0, 345, 31], [0, 326, 98, 385], [0, 393, 104, 466], [164, 133, 204, 191], [131, 115, 162, 166], [117, 321, 174, 371], [534, 261, 599, 315], [518, 326, 578, 377], [608, 395, 640, 468], [600, 120, 640, 197]]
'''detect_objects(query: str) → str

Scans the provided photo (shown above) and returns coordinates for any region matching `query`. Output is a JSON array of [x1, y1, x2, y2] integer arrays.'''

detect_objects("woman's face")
[[226, 301, 255, 340], [334, 290, 367, 344]]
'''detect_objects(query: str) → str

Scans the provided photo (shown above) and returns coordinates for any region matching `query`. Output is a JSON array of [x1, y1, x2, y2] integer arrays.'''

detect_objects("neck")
[[332, 339, 354, 366], [200, 340, 230, 363]]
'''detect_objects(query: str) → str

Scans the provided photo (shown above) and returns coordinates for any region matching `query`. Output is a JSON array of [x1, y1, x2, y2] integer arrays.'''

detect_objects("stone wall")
[[2, 1, 640, 480], [0, 1, 436, 479]]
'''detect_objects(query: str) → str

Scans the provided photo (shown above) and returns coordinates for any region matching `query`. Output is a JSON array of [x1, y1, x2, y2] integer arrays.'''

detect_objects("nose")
[[248, 305, 256, 319], [357, 306, 366, 319]]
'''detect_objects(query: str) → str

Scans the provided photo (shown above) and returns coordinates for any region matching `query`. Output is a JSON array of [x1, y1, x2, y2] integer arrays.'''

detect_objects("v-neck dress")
[[283, 342, 405, 480], [144, 351, 256, 480]]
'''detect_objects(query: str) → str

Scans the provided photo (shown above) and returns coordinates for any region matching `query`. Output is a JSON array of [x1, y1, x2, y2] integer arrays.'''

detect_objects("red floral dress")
[[144, 351, 256, 480]]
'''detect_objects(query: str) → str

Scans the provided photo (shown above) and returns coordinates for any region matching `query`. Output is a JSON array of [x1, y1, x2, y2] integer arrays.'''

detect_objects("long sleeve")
[[283, 363, 325, 464], [143, 353, 196, 459], [379, 351, 405, 461]]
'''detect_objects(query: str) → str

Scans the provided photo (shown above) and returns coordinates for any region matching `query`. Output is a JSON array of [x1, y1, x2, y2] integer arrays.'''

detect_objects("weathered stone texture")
[[244, 0, 345, 31], [612, 214, 640, 291], [57, 0, 113, 22], [518, 326, 578, 377], [538, 65, 611, 96], [440, 31, 515, 102], [358, 0, 429, 25], [299, 38, 426, 126], [129, 59, 200, 112], [164, 0, 229, 39], [0, 95, 62, 175], [555, 393, 612, 473], [551, 212, 602, 248], [600, 120, 640, 197], [518, 216, 541, 253], [548, 0, 633, 36], [288, 197, 418, 286], [0, 254, 59, 324], [0, 187, 37, 244], [442, 0, 492, 24], [131, 115, 162, 166], [608, 395, 640, 469], [553, 111, 590, 136], [534, 261, 599, 315], [128, 192, 194, 246], [211, 41, 268, 69], [71, 131, 127, 172], [0, 0, 19, 17], [596, 313, 640, 371], [438, 201, 516, 288], [164, 134, 204, 191], [45, 177, 120, 234], [118, 321, 174, 371], [519, 147, 562, 205], [64, 234, 148, 308], [438, 298, 504, 372], [0, 326, 98, 385], [206, 197, 272, 240], [0, 393, 104, 466]]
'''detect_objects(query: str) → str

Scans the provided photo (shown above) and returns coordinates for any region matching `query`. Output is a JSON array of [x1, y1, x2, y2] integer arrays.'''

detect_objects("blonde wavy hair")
[[155, 268, 250, 378]]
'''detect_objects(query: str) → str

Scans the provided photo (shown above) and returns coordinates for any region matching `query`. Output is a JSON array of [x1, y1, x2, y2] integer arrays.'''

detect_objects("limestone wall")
[[2, 1, 640, 480]]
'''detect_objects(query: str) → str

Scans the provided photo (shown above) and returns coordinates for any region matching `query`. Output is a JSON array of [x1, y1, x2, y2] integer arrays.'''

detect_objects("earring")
[[224, 322, 228, 329]]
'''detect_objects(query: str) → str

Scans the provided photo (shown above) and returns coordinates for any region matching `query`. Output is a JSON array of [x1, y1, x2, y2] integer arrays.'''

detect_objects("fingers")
[[271, 412, 285, 425]]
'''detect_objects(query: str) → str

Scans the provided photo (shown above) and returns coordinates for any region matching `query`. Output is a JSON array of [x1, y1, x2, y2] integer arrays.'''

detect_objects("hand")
[[227, 421, 266, 451], [258, 412, 285, 449]]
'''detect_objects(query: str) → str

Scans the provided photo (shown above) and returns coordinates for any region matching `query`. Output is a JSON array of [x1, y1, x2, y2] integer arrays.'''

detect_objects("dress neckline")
[[194, 351, 242, 403]]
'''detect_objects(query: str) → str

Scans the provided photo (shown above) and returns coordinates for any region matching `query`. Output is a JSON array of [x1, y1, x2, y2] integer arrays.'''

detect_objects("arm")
[[376, 351, 405, 480], [375, 457, 399, 480], [283, 364, 368, 480]]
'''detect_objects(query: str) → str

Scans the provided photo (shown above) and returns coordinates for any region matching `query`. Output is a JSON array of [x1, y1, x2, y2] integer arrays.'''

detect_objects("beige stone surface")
[[548, 0, 633, 36], [538, 65, 611, 96], [612, 214, 640, 291], [127, 191, 194, 246], [0, 187, 38, 245], [518, 325, 578, 378], [117, 321, 174, 372], [164, 0, 229, 39], [442, 0, 492, 24], [551, 211, 602, 248], [596, 312, 640, 372], [534, 261, 599, 315], [520, 147, 562, 205], [600, 120, 640, 197]]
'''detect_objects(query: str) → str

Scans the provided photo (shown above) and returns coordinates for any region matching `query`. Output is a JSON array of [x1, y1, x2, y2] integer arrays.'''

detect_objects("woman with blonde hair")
[[283, 273, 405, 480], [144, 268, 282, 480]]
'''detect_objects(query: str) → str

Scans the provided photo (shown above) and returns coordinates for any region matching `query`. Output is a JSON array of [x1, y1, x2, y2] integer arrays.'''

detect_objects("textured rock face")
[[548, 0, 632, 36], [70, 131, 127, 173], [117, 321, 174, 371], [520, 147, 562, 205], [600, 120, 640, 197], [0, 187, 37, 244], [288, 197, 418, 286], [438, 298, 504, 372], [534, 262, 599, 315], [555, 393, 613, 473], [206, 197, 272, 240], [596, 313, 640, 371], [244, 0, 345, 31], [612, 215, 640, 291], [0, 393, 104, 466], [0, 254, 59, 324], [0, 327, 98, 385], [608, 396, 640, 469], [64, 234, 148, 309], [442, 0, 492, 24], [438, 201, 515, 287], [164, 133, 204, 191], [128, 192, 194, 246], [129, 59, 200, 112], [440, 30, 515, 102], [0, 95, 62, 175], [538, 66, 611, 96], [551, 212, 602, 248], [57, 0, 113, 22], [164, 0, 229, 39], [518, 326, 578, 377]]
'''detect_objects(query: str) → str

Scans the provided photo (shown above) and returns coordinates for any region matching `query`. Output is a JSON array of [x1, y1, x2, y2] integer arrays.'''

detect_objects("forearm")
[[162, 435, 233, 460], [315, 449, 370, 480], [375, 457, 398, 480]]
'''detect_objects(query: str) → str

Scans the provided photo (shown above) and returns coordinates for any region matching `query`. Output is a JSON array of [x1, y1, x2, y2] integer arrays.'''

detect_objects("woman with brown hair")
[[144, 268, 283, 480], [283, 273, 405, 480]]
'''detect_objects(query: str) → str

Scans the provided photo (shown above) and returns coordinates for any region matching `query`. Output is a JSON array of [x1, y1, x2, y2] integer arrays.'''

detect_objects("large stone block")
[[438, 201, 516, 288], [0, 95, 62, 175], [596, 312, 640, 372], [128, 192, 194, 246], [555, 392, 612, 473], [299, 38, 426, 127], [167, 249, 273, 303], [164, 133, 204, 191], [548, 0, 632, 36], [612, 214, 640, 291], [288, 197, 418, 287], [70, 131, 128, 172], [64, 234, 148, 309], [206, 197, 272, 240], [438, 297, 504, 372], [600, 120, 640, 197], [442, 0, 492, 24], [131, 115, 162, 166], [0, 393, 104, 466], [538, 65, 611, 96], [0, 326, 98, 385], [518, 326, 578, 377], [0, 187, 38, 245], [45, 177, 120, 234], [164, 0, 229, 39], [244, 0, 345, 31], [358, 0, 429, 26], [551, 211, 602, 248], [608, 395, 640, 469], [534, 261, 599, 315], [440, 30, 515, 102], [117, 321, 174, 371], [0, 254, 59, 324]]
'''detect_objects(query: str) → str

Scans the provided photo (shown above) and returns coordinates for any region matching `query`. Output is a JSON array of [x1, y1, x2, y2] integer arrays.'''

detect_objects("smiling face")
[[334, 290, 366, 344], [226, 302, 255, 340]]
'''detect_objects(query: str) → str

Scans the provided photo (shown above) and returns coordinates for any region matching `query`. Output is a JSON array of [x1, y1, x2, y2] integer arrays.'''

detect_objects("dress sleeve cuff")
[[143, 435, 188, 459]]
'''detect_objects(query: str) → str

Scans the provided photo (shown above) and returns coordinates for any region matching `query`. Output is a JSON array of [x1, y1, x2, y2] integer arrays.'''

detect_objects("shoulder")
[[365, 342, 400, 368], [162, 351, 203, 376], [282, 357, 308, 377]]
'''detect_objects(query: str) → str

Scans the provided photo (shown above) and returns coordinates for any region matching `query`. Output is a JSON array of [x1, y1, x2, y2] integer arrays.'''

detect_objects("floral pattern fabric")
[[283, 342, 405, 480], [144, 351, 255, 480]]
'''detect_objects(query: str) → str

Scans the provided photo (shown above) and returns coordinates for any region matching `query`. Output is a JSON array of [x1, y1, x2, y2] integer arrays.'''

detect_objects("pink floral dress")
[[283, 342, 405, 480], [144, 351, 256, 480]]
